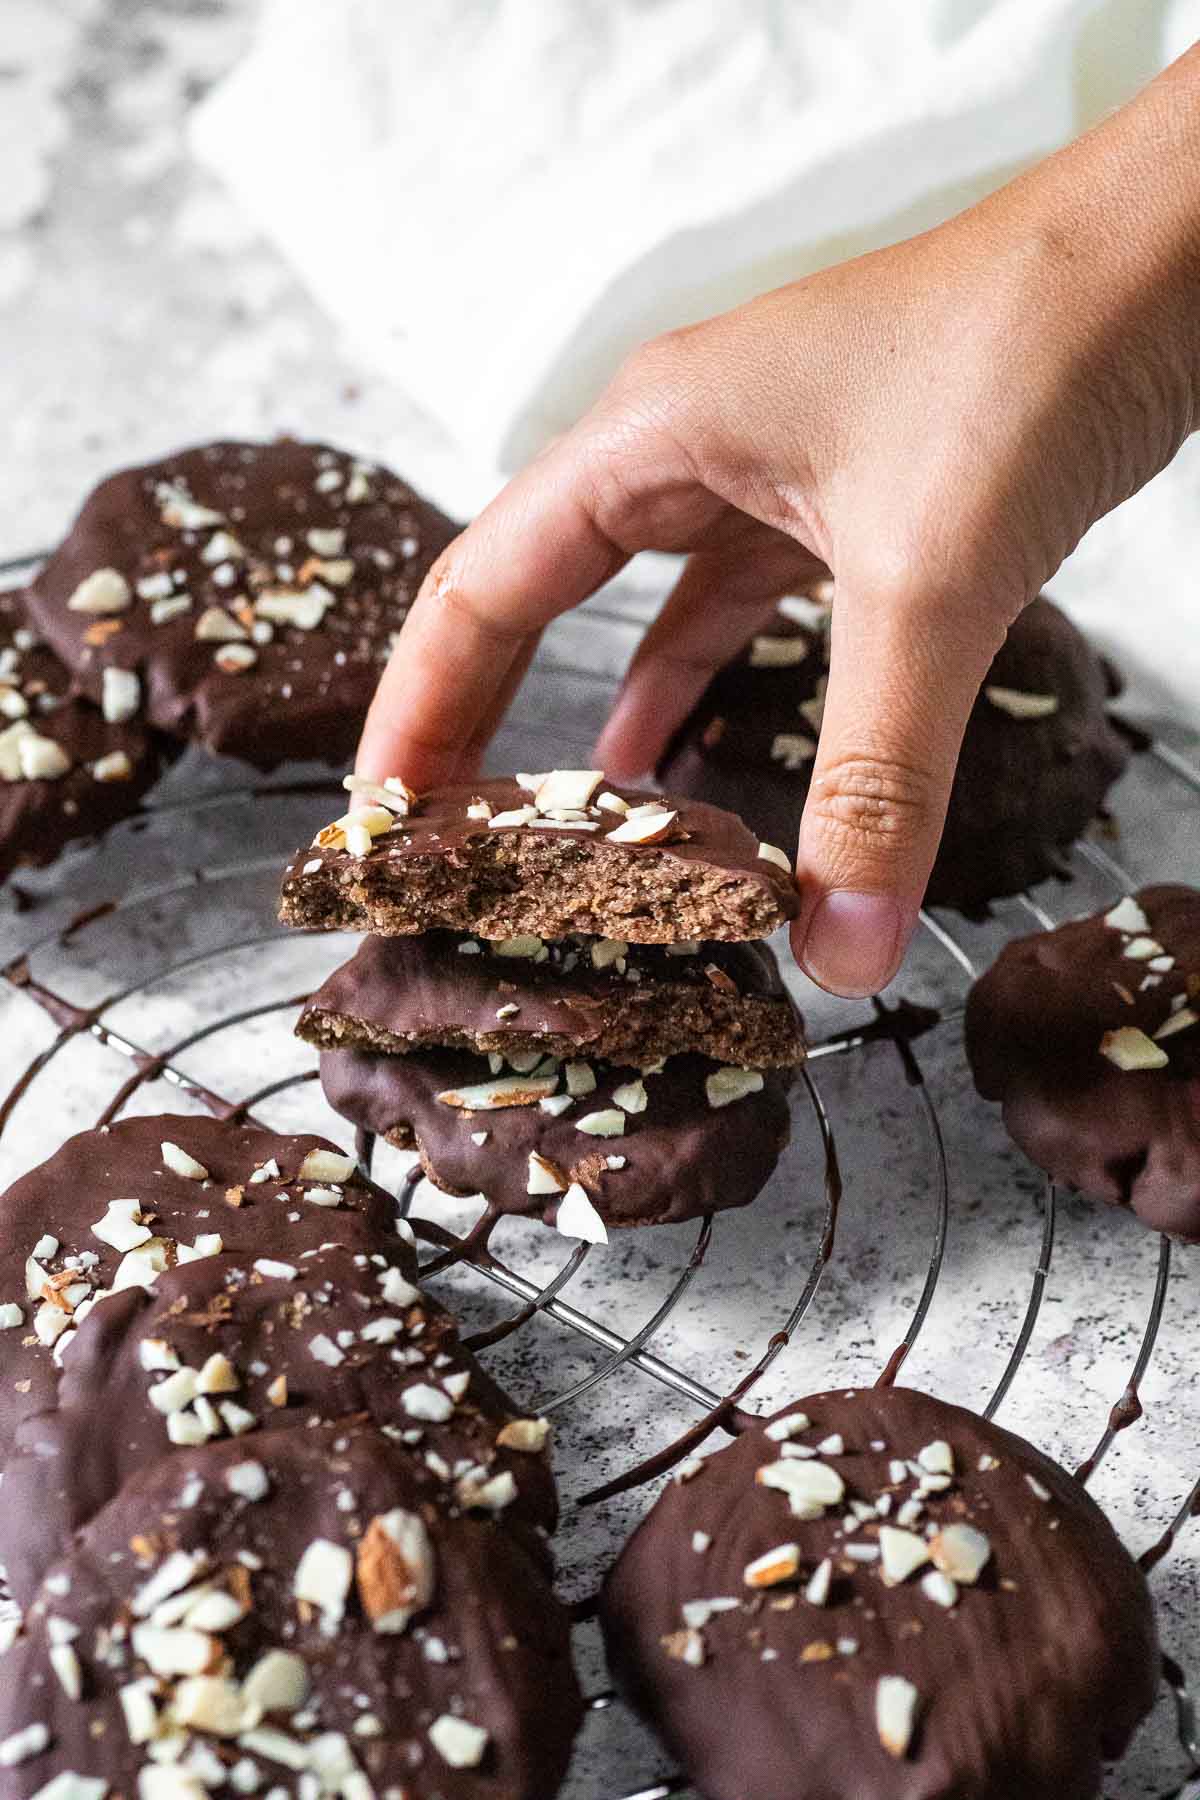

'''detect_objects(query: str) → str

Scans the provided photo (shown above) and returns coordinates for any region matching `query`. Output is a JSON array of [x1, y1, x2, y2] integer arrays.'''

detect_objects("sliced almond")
[[527, 1151, 567, 1195], [356, 1509, 435, 1633], [878, 1526, 931, 1586], [590, 937, 628, 969], [770, 734, 815, 770], [429, 1716, 489, 1770], [756, 1459, 844, 1515], [612, 1078, 648, 1114], [156, 482, 223, 529], [91, 749, 134, 783], [534, 769, 604, 812], [756, 841, 792, 873], [487, 805, 538, 829], [876, 1675, 919, 1758], [10, 726, 71, 782], [750, 634, 812, 667], [1099, 1026, 1169, 1071], [660, 1627, 706, 1666], [437, 1072, 558, 1110], [101, 666, 140, 724], [605, 808, 679, 845], [496, 1417, 551, 1452], [555, 1182, 608, 1244], [67, 569, 132, 615], [743, 1543, 800, 1588], [1104, 895, 1151, 934], [293, 1537, 353, 1625], [575, 1109, 626, 1137], [194, 606, 247, 643], [984, 686, 1059, 719], [341, 773, 414, 814], [162, 1141, 210, 1180], [928, 1522, 991, 1584], [213, 643, 258, 675], [706, 1066, 764, 1109], [1155, 1005, 1198, 1040], [255, 586, 334, 630]]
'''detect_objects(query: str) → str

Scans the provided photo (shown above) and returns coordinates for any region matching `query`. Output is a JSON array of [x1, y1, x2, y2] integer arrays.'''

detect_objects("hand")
[[359, 48, 1200, 997]]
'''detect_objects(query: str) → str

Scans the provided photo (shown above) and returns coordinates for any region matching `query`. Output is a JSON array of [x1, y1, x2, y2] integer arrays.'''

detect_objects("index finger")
[[356, 437, 629, 786]]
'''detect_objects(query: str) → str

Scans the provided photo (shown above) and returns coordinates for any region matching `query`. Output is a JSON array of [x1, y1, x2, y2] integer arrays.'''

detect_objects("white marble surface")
[[0, 6, 1198, 1798]]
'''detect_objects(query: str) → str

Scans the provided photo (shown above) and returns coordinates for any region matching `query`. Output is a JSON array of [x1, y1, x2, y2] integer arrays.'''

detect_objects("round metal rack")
[[0, 562, 1196, 1797]]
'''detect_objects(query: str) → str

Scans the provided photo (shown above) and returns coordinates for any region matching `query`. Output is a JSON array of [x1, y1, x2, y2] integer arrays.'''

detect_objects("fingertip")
[[792, 889, 913, 999]]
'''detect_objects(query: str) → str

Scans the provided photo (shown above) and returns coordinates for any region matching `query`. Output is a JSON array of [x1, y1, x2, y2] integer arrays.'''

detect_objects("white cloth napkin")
[[192, 0, 1200, 718]]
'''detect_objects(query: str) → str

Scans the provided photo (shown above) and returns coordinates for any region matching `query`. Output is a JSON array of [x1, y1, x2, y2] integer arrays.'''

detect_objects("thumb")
[[791, 582, 1008, 997]]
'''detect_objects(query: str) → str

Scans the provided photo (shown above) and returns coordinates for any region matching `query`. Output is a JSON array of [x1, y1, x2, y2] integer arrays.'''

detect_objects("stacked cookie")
[[0, 1113, 581, 1799], [658, 589, 1132, 914], [282, 772, 805, 1239], [1, 437, 458, 886]]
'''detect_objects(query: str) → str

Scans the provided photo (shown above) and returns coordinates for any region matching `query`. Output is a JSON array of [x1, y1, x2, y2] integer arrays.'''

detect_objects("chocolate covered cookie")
[[297, 929, 804, 1069], [280, 772, 799, 943], [321, 1046, 791, 1236], [659, 594, 1130, 912], [601, 1386, 1157, 1800], [0, 1244, 557, 1607], [0, 1115, 409, 1455], [966, 884, 1200, 1237], [0, 587, 167, 883], [23, 439, 458, 769], [0, 1423, 581, 1800]]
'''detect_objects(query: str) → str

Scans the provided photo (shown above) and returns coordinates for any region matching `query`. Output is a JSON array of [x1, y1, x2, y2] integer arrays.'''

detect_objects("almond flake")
[[488, 805, 538, 828], [496, 1416, 551, 1452], [293, 1538, 353, 1625], [194, 606, 248, 643], [101, 667, 140, 723], [91, 749, 134, 783], [606, 808, 678, 845], [597, 790, 629, 814], [555, 1182, 608, 1244], [876, 1674, 920, 1758], [162, 1141, 209, 1180], [929, 1522, 991, 1583], [984, 685, 1060, 719], [429, 1716, 489, 1770], [765, 1412, 811, 1441], [916, 1439, 954, 1476], [298, 1148, 356, 1184], [805, 1558, 833, 1606], [534, 769, 604, 811], [1156, 1006, 1198, 1040], [662, 1627, 706, 1666], [1104, 896, 1151, 934], [565, 1060, 596, 1096], [921, 1570, 959, 1608], [1099, 1026, 1169, 1071], [750, 634, 813, 667], [756, 1458, 844, 1516], [527, 1151, 567, 1195], [756, 841, 792, 872], [150, 596, 192, 627], [67, 568, 132, 615], [879, 1526, 931, 1585], [743, 1543, 800, 1588], [771, 733, 816, 770], [241, 1648, 308, 1713], [437, 1072, 558, 1110], [575, 1109, 625, 1137], [466, 799, 493, 820], [255, 586, 334, 630], [92, 1198, 152, 1252], [357, 1509, 435, 1633], [706, 1066, 764, 1108]]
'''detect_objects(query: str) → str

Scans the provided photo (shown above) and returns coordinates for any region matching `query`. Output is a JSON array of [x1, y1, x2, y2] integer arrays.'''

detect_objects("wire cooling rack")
[[0, 558, 1197, 1799]]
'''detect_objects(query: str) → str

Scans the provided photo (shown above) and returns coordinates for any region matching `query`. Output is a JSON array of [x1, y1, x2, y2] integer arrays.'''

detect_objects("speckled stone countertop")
[[1, 6, 1198, 1798]]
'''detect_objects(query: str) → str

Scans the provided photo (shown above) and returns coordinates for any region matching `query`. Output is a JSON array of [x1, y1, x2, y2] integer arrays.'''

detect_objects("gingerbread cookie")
[[321, 1046, 792, 1236], [0, 1115, 410, 1455], [23, 439, 458, 769], [0, 587, 167, 883], [280, 773, 799, 943], [659, 595, 1131, 913], [0, 1244, 557, 1607], [0, 1423, 581, 1800], [966, 884, 1200, 1237], [601, 1386, 1156, 1800], [297, 929, 804, 1069]]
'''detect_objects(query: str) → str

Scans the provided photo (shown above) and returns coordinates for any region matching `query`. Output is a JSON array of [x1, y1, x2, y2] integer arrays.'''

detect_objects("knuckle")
[[807, 753, 938, 857]]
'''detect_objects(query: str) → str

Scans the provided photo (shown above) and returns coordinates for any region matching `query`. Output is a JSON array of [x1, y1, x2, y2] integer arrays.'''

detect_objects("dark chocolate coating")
[[321, 1046, 791, 1228], [658, 595, 1130, 913], [24, 439, 458, 769], [280, 778, 800, 943], [0, 1245, 557, 1607], [966, 884, 1200, 1237], [0, 587, 168, 883], [297, 930, 804, 1068], [601, 1387, 1157, 1800], [0, 1424, 581, 1800], [0, 1114, 409, 1457]]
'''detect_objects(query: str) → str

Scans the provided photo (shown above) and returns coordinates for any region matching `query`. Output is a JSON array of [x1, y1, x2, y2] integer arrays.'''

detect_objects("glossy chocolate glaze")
[[0, 1424, 581, 1800], [24, 439, 458, 769], [601, 1386, 1157, 1800], [297, 930, 805, 1068], [321, 1046, 792, 1229], [0, 1114, 410, 1456], [966, 883, 1200, 1237], [0, 1244, 557, 1606], [659, 595, 1131, 913], [0, 587, 168, 882]]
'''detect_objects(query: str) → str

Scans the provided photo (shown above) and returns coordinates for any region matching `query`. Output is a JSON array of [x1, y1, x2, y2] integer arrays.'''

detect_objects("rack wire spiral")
[[0, 550, 1197, 1798]]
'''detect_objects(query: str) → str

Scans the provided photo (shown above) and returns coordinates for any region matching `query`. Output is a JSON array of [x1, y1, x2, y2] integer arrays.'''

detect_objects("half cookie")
[[601, 1387, 1157, 1800], [297, 929, 804, 1068], [22, 439, 458, 769], [321, 1047, 793, 1235], [280, 773, 799, 942], [0, 1424, 581, 1800], [0, 1115, 409, 1455], [965, 883, 1200, 1237], [658, 593, 1130, 913], [0, 587, 167, 882], [0, 1244, 557, 1607]]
